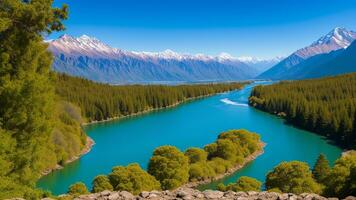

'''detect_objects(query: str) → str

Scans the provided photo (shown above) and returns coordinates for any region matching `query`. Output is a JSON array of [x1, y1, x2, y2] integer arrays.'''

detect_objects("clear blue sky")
[[49, 0, 356, 59]]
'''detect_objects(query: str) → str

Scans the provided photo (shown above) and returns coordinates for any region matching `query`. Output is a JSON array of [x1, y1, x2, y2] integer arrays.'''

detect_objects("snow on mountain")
[[48, 35, 261, 83], [258, 27, 356, 79], [295, 27, 356, 59]]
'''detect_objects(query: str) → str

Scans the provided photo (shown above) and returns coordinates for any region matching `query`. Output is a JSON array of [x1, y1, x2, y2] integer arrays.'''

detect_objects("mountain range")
[[258, 27, 356, 80], [49, 35, 280, 84], [49, 27, 356, 83]]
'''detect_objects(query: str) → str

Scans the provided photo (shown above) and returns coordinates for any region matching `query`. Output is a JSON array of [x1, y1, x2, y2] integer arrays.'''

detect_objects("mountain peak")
[[312, 27, 356, 48]]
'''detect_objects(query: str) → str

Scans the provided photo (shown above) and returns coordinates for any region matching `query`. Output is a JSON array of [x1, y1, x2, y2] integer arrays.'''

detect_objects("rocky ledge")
[[58, 188, 355, 200]]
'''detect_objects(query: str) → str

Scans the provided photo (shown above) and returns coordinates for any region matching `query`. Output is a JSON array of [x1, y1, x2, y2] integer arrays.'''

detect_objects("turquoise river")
[[38, 82, 342, 195]]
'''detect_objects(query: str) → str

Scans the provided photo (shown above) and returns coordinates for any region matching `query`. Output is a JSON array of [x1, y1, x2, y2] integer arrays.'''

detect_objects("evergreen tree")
[[249, 73, 356, 148], [313, 154, 331, 184], [0, 0, 67, 198]]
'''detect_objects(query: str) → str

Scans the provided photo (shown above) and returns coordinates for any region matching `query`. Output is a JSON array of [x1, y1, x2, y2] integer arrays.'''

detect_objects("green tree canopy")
[[91, 175, 113, 193], [185, 147, 208, 164], [148, 146, 189, 190], [324, 151, 356, 197], [188, 162, 215, 181], [0, 0, 67, 198], [233, 176, 262, 192], [266, 161, 321, 194], [108, 163, 160, 195], [312, 154, 330, 184], [67, 182, 88, 196]]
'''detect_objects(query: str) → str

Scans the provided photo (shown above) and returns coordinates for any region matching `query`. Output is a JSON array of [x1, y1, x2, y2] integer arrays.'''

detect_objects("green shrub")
[[208, 157, 232, 174], [185, 147, 208, 163], [266, 161, 321, 194], [91, 175, 113, 193], [67, 182, 88, 196], [188, 162, 215, 181], [148, 146, 189, 190], [108, 163, 160, 195], [324, 151, 356, 197], [231, 176, 262, 191]]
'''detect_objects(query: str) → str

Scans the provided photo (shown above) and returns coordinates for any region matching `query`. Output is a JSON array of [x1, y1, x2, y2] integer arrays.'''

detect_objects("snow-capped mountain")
[[237, 56, 284, 73], [259, 27, 356, 79], [48, 35, 259, 84]]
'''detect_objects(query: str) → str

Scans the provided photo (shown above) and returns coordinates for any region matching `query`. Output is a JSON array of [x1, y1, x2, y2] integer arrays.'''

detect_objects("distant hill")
[[48, 35, 264, 84], [258, 27, 356, 80]]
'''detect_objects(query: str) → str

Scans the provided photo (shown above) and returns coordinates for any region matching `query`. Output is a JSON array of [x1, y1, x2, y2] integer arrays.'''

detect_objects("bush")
[[91, 175, 113, 193], [188, 162, 215, 181], [148, 146, 189, 190], [217, 183, 227, 191], [108, 163, 160, 195], [217, 176, 261, 192], [208, 157, 232, 174], [185, 147, 208, 163], [266, 161, 321, 194], [219, 129, 261, 156], [231, 176, 262, 192], [67, 182, 88, 196], [215, 139, 238, 162]]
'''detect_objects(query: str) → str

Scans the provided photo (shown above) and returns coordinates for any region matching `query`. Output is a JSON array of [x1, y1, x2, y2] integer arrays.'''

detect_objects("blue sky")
[[49, 0, 356, 59]]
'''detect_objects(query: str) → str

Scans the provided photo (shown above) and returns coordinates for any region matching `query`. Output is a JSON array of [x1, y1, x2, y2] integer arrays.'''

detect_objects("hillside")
[[259, 27, 356, 80], [249, 73, 356, 148]]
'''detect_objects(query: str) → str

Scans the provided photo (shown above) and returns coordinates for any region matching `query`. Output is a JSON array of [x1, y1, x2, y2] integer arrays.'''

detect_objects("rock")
[[148, 193, 158, 199], [236, 192, 248, 197], [100, 190, 111, 196], [203, 190, 224, 199], [177, 190, 190, 198], [108, 192, 120, 200], [119, 191, 135, 199], [344, 197, 356, 200], [49, 188, 356, 200], [140, 191, 150, 198]]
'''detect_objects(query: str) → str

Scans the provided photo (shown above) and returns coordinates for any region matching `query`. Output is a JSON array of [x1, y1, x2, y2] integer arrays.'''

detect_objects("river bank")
[[38, 81, 342, 195], [183, 142, 266, 189], [40, 88, 242, 178], [41, 137, 95, 177], [81, 88, 244, 126]]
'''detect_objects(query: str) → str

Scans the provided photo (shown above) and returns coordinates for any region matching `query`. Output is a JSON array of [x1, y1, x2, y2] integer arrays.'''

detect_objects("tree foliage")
[[218, 176, 262, 192], [108, 163, 161, 195], [67, 182, 88, 196], [185, 147, 208, 164], [266, 161, 321, 194], [148, 146, 189, 190], [324, 151, 356, 197], [249, 73, 356, 148], [312, 154, 331, 184], [91, 175, 113, 193], [55, 73, 245, 122], [0, 0, 68, 198]]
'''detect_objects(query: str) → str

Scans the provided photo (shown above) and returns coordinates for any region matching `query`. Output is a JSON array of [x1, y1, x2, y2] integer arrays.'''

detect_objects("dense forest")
[[55, 73, 245, 122], [249, 73, 356, 148]]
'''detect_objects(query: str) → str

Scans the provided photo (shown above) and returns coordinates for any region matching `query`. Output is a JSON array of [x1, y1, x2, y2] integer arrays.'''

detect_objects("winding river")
[[38, 82, 342, 195]]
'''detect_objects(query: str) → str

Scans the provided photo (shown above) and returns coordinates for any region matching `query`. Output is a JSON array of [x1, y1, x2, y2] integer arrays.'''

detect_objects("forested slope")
[[249, 73, 356, 148], [55, 74, 245, 122]]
